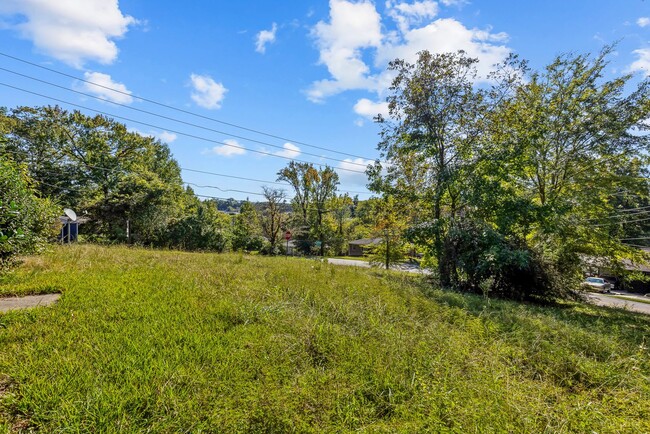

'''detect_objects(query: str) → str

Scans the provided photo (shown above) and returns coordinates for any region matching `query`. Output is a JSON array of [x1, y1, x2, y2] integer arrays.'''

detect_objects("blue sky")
[[1, 0, 649, 201]]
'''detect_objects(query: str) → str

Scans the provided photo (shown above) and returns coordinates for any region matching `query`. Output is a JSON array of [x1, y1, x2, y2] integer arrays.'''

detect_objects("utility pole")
[[385, 229, 390, 270]]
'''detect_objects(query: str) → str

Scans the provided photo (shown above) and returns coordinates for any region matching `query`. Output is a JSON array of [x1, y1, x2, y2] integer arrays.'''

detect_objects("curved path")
[[588, 293, 650, 315], [0, 293, 61, 313]]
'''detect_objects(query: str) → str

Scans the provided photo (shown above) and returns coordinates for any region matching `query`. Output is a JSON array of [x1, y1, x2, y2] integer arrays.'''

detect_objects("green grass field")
[[1, 245, 649, 433]]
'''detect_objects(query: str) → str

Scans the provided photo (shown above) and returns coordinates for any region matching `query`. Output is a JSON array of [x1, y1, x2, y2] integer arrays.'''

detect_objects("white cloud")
[[275, 142, 301, 159], [190, 73, 227, 109], [157, 131, 177, 143], [377, 18, 511, 79], [630, 48, 650, 76], [638, 17, 650, 27], [308, 0, 511, 103], [256, 23, 277, 54], [207, 139, 246, 157], [127, 128, 177, 144], [337, 158, 373, 185], [386, 0, 438, 33], [307, 0, 384, 102], [81, 71, 133, 104], [0, 0, 136, 68], [354, 98, 389, 119]]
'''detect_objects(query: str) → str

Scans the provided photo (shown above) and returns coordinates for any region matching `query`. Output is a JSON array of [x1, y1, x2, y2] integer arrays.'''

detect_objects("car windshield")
[[587, 277, 605, 284]]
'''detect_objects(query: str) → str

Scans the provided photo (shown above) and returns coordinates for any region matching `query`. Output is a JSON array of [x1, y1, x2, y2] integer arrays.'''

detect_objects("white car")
[[581, 277, 611, 293]]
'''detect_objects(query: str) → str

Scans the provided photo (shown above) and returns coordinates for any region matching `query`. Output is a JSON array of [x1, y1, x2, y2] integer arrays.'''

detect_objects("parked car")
[[581, 277, 611, 293]]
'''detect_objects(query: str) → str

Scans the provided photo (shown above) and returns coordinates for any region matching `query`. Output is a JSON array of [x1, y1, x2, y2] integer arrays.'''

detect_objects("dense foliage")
[[0, 106, 249, 254], [370, 47, 650, 301], [0, 157, 59, 270]]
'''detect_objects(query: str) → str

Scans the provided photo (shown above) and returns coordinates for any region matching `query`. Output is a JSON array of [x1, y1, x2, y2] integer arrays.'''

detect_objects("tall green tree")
[[0, 157, 59, 270], [277, 161, 317, 225], [1, 106, 187, 244], [232, 201, 263, 251], [369, 50, 488, 284], [371, 47, 650, 301], [260, 187, 287, 255], [278, 163, 339, 256]]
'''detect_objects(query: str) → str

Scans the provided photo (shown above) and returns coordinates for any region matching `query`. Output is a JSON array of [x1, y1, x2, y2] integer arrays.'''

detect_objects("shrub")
[[0, 157, 59, 271], [442, 219, 574, 303]]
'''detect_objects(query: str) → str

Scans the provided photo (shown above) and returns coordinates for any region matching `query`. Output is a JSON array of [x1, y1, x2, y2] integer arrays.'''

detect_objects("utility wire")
[[0, 67, 371, 169], [0, 148, 373, 197], [591, 216, 650, 227], [0, 51, 376, 161], [0, 79, 368, 167], [0, 82, 369, 174], [183, 182, 265, 197]]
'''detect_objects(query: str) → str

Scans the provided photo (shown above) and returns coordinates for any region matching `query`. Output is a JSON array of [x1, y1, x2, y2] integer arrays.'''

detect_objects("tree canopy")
[[370, 47, 650, 301]]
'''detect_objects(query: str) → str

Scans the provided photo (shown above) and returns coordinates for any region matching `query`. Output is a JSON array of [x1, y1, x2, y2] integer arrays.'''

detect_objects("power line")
[[0, 82, 370, 175], [591, 216, 650, 227], [0, 67, 372, 169], [180, 168, 371, 195], [0, 51, 376, 161], [0, 148, 373, 197], [183, 182, 265, 197]]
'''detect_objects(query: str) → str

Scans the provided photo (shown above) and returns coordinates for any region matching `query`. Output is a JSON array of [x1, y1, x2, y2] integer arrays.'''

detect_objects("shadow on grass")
[[378, 271, 650, 349]]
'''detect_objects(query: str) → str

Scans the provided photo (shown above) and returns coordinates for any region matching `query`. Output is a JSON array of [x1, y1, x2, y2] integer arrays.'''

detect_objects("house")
[[348, 238, 382, 257], [583, 252, 650, 293]]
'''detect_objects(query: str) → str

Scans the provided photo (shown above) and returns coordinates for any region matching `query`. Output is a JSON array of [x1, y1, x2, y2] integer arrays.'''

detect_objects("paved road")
[[327, 258, 372, 268], [326, 258, 430, 274], [0, 293, 61, 313], [588, 293, 650, 315]]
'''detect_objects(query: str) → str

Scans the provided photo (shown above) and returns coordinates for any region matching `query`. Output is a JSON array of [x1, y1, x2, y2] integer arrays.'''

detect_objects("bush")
[[442, 219, 574, 303], [0, 157, 59, 271]]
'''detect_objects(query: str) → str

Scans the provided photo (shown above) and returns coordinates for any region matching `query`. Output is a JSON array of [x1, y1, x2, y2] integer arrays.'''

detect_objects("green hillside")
[[1, 245, 649, 433]]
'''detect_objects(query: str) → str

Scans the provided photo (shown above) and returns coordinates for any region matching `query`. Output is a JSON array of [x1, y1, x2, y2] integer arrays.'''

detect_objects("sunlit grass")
[[1, 245, 649, 432]]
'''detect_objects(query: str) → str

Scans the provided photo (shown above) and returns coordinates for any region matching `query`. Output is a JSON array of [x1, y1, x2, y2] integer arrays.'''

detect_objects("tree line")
[[0, 106, 393, 268], [368, 46, 650, 301]]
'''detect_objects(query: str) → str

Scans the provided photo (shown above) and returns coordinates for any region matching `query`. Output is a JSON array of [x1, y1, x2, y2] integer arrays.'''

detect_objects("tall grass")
[[0, 245, 649, 432]]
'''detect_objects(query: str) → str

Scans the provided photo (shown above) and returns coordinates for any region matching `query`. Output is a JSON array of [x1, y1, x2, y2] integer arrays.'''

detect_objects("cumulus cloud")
[[354, 98, 389, 119], [127, 128, 177, 144], [386, 0, 439, 33], [190, 73, 227, 109], [377, 18, 511, 79], [207, 139, 246, 157], [630, 48, 650, 76], [275, 142, 301, 159], [638, 17, 650, 27], [307, 0, 383, 102], [256, 23, 277, 53], [81, 71, 133, 104], [0, 0, 136, 68], [157, 131, 177, 143], [337, 158, 374, 185], [308, 0, 511, 103]]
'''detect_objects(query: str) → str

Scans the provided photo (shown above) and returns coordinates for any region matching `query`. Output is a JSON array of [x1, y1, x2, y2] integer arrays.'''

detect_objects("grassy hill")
[[1, 245, 649, 433]]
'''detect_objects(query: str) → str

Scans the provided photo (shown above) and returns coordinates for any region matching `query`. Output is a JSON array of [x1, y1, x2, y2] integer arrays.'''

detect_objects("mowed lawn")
[[1, 246, 649, 433]]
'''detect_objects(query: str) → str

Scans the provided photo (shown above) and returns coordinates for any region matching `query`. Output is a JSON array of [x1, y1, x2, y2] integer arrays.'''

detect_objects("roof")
[[349, 238, 383, 246], [583, 254, 650, 274]]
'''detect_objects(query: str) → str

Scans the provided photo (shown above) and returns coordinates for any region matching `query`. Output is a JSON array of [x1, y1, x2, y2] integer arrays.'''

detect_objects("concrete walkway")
[[588, 293, 650, 315], [0, 293, 61, 313]]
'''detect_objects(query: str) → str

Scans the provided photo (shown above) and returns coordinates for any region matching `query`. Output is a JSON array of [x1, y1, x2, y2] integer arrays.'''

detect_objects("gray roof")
[[349, 238, 383, 246]]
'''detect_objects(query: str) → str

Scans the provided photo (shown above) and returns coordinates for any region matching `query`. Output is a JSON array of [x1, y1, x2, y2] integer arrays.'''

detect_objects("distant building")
[[348, 238, 382, 257]]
